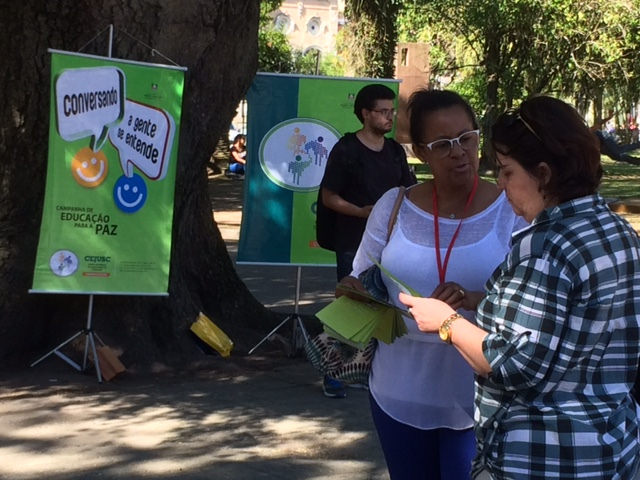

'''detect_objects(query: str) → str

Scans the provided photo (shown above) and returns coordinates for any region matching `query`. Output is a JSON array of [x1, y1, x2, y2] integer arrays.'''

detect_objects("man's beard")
[[372, 123, 392, 136]]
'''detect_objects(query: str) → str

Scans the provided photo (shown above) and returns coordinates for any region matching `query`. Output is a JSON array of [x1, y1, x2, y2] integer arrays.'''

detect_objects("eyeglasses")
[[369, 108, 396, 118], [505, 110, 543, 142], [422, 130, 480, 158], [515, 112, 542, 141]]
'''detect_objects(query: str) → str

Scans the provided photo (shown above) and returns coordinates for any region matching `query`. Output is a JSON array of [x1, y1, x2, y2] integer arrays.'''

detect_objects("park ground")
[[0, 173, 386, 480], [1, 171, 639, 479]]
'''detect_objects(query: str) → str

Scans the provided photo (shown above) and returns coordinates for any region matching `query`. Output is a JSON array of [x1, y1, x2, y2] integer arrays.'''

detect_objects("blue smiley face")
[[113, 174, 147, 213]]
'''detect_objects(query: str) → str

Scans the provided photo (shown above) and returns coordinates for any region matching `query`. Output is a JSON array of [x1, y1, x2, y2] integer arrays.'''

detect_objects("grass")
[[599, 157, 640, 200], [408, 155, 640, 200]]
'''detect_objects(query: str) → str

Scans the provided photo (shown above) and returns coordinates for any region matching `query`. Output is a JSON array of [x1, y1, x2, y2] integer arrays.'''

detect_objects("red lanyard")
[[432, 175, 479, 283]]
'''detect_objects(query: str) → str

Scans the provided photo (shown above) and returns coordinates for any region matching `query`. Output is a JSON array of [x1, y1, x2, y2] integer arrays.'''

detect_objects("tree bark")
[[0, 0, 283, 368]]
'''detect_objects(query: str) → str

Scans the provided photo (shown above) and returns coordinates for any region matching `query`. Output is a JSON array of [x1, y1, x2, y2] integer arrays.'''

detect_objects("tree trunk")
[[0, 0, 283, 368], [480, 29, 501, 171]]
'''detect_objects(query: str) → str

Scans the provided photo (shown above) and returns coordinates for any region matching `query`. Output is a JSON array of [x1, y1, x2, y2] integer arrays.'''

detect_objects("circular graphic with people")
[[259, 118, 340, 192], [49, 250, 79, 277]]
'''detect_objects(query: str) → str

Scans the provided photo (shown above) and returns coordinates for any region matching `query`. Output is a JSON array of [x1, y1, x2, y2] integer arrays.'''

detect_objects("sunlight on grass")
[[408, 156, 640, 200], [599, 157, 640, 200]]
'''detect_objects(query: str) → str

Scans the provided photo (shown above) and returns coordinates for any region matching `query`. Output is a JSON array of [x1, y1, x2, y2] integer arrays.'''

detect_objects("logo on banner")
[[49, 250, 79, 277], [259, 118, 340, 191]]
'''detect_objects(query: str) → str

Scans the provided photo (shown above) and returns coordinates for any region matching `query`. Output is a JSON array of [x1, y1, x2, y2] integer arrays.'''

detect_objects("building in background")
[[272, 0, 345, 55], [262, 2, 432, 146], [394, 43, 430, 144]]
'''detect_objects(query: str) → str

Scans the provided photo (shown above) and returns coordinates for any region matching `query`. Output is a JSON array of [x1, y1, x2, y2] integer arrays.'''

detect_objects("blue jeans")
[[596, 130, 640, 160], [229, 162, 244, 174], [370, 393, 476, 480]]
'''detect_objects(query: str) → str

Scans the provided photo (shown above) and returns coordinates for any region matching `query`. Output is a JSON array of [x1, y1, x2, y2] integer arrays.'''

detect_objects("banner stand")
[[248, 266, 309, 355], [30, 294, 105, 383], [28, 32, 185, 382]]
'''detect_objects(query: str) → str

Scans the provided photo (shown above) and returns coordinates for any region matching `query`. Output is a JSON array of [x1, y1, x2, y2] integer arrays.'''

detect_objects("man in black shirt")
[[316, 84, 416, 397], [320, 84, 416, 280]]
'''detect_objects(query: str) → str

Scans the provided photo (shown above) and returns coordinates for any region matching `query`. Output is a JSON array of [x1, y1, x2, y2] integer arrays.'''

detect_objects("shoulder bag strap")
[[386, 186, 406, 242]]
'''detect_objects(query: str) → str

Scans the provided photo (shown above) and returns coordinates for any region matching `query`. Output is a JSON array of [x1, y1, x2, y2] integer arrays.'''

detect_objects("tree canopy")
[[397, 0, 640, 130]]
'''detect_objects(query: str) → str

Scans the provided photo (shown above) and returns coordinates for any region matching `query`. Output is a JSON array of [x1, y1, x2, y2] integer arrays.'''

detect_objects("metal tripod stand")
[[248, 266, 309, 355], [30, 294, 105, 382]]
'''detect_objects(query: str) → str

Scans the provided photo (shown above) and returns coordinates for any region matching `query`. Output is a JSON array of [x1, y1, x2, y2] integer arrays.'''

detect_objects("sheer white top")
[[351, 185, 527, 430]]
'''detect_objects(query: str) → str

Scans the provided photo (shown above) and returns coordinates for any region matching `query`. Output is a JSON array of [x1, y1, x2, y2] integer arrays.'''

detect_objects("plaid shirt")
[[474, 194, 640, 479]]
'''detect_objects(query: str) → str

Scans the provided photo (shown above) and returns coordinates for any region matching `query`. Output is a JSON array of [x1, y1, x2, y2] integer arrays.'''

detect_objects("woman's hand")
[[335, 275, 367, 299], [398, 292, 455, 333], [431, 282, 483, 311], [399, 292, 493, 376]]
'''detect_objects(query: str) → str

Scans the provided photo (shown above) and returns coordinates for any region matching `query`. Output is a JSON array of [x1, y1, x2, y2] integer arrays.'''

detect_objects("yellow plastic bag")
[[190, 312, 234, 358]]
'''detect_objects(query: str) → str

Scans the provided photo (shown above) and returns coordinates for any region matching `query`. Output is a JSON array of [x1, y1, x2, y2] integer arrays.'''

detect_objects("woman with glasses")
[[338, 89, 526, 479], [400, 95, 640, 479]]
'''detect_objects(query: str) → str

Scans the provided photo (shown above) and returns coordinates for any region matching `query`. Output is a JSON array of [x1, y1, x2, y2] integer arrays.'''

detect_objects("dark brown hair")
[[491, 95, 602, 202], [353, 84, 396, 123]]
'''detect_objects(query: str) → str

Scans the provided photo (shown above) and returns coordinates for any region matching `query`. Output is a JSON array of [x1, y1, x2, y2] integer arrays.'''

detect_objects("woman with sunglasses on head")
[[338, 89, 526, 479], [400, 95, 640, 479]]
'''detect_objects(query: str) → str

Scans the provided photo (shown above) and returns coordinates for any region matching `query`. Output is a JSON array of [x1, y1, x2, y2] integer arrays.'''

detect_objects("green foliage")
[[400, 0, 640, 125], [258, 28, 294, 72], [341, 0, 403, 78]]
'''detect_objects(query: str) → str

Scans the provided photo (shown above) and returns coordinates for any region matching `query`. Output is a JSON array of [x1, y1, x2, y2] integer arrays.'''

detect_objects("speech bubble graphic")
[[55, 67, 125, 152], [108, 99, 175, 180]]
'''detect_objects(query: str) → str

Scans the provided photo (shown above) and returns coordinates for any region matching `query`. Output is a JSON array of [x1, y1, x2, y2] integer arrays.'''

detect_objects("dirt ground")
[[0, 173, 387, 480], [0, 354, 388, 480], [2, 173, 639, 480]]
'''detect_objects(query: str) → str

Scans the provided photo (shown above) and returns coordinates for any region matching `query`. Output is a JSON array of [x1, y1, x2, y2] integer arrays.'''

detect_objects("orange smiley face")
[[71, 147, 108, 188]]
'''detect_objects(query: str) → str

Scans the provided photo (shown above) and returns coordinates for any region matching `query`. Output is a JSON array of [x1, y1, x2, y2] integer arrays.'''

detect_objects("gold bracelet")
[[438, 312, 463, 344]]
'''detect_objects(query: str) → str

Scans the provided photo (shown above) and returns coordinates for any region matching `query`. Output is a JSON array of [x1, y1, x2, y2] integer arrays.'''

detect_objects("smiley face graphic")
[[113, 174, 147, 213], [71, 147, 108, 187]]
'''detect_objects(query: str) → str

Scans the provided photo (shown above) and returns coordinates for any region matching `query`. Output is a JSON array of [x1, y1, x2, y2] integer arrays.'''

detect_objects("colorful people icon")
[[304, 136, 329, 166], [287, 127, 307, 155], [49, 250, 78, 277], [288, 155, 312, 185]]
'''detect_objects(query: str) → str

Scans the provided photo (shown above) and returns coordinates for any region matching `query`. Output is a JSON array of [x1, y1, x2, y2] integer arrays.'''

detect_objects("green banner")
[[31, 50, 185, 295], [240, 73, 400, 265]]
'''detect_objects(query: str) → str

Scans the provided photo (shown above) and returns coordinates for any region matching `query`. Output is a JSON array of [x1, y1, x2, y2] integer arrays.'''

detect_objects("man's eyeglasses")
[[422, 130, 480, 158], [369, 108, 396, 118]]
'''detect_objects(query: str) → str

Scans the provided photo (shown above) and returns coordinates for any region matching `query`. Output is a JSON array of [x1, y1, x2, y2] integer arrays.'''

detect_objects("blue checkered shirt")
[[474, 194, 640, 479]]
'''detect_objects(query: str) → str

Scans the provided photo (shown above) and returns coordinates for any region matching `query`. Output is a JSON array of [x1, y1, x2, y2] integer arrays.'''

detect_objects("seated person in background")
[[228, 134, 246, 175], [592, 111, 640, 162]]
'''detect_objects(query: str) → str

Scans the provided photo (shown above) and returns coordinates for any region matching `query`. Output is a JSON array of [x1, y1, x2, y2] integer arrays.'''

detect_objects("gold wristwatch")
[[439, 313, 463, 344]]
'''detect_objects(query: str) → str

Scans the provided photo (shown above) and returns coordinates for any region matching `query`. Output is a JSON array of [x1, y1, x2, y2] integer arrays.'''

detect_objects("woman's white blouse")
[[351, 185, 527, 430]]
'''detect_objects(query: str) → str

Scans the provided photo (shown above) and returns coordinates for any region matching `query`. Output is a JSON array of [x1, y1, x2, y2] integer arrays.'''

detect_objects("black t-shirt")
[[320, 132, 416, 251]]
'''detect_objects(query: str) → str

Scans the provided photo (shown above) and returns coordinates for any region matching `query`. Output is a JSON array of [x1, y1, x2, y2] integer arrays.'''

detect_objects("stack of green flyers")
[[315, 292, 408, 349], [315, 259, 420, 349]]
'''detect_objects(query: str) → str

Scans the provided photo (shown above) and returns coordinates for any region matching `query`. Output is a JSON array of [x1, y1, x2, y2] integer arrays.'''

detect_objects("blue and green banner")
[[239, 73, 399, 265], [31, 50, 186, 295]]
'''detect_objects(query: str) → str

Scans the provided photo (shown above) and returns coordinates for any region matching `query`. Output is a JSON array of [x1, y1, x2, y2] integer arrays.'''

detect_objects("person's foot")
[[322, 375, 346, 398], [346, 382, 369, 390]]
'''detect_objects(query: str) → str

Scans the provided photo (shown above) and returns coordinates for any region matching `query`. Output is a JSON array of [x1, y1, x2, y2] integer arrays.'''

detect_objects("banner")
[[31, 50, 186, 295], [239, 73, 400, 265]]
